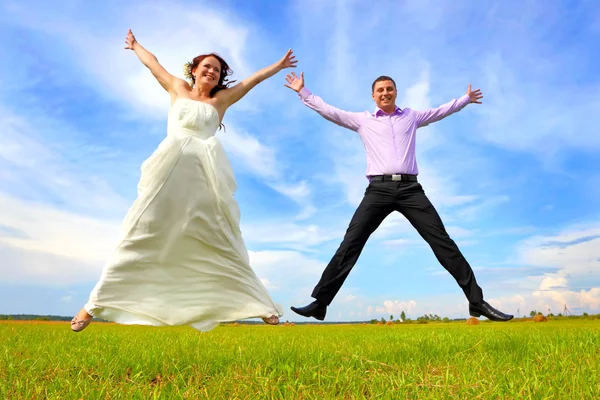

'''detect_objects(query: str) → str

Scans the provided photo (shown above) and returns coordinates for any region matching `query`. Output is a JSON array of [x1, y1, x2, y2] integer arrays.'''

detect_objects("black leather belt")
[[369, 174, 418, 182]]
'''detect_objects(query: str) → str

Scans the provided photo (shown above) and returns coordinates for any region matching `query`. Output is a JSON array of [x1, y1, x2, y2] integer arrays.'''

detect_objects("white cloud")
[[372, 215, 475, 245], [241, 221, 342, 251], [0, 107, 131, 287], [480, 223, 600, 314], [0, 193, 119, 264], [376, 300, 418, 316], [516, 224, 600, 278], [268, 181, 315, 221], [400, 69, 431, 112], [0, 193, 119, 284], [220, 127, 279, 178], [375, 212, 428, 240], [456, 196, 511, 221], [533, 288, 600, 312], [0, 107, 130, 217], [342, 294, 356, 303], [539, 275, 568, 291], [477, 51, 600, 159], [446, 226, 475, 238], [260, 278, 278, 290], [249, 250, 324, 278], [220, 125, 317, 217], [489, 288, 600, 316], [247, 250, 326, 298]]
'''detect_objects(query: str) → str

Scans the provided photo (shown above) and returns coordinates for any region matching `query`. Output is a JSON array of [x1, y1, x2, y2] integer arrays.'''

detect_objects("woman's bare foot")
[[261, 315, 279, 325], [70, 308, 93, 332]]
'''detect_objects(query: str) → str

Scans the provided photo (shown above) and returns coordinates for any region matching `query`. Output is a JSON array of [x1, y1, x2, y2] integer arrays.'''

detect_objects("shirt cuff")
[[298, 87, 312, 100], [459, 94, 471, 107]]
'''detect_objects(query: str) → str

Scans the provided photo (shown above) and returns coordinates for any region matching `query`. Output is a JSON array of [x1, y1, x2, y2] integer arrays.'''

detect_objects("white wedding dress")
[[84, 98, 283, 331]]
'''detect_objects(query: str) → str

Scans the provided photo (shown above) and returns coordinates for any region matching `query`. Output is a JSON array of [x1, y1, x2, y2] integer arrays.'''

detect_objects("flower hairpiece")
[[183, 61, 193, 84]]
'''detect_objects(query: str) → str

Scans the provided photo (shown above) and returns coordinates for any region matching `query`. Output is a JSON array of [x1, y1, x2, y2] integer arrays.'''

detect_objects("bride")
[[70, 29, 295, 332]]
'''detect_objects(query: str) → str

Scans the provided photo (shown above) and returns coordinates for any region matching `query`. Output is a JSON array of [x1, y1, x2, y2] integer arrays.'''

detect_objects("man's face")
[[372, 80, 397, 111]]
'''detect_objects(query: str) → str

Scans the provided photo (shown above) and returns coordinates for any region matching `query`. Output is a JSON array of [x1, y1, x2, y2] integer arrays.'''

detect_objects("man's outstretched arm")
[[415, 84, 483, 128], [285, 72, 362, 132]]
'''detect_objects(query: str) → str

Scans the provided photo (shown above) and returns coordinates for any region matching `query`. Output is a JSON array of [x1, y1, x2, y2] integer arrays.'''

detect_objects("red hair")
[[189, 53, 235, 97]]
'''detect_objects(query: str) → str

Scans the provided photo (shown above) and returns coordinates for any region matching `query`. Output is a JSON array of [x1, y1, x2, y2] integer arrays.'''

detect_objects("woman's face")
[[195, 56, 221, 89]]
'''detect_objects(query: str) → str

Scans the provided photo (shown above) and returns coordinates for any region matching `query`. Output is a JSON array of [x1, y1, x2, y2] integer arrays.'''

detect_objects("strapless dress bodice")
[[167, 98, 220, 139]]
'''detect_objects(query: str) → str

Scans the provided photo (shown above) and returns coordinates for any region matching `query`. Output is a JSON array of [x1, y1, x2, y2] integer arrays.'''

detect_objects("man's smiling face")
[[372, 79, 397, 113]]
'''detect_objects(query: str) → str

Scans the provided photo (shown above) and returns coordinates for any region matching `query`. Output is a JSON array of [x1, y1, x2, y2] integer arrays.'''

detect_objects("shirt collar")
[[373, 105, 402, 117]]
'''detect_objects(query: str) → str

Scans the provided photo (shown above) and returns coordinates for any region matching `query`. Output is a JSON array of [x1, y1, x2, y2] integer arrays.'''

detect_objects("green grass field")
[[1, 319, 599, 399]]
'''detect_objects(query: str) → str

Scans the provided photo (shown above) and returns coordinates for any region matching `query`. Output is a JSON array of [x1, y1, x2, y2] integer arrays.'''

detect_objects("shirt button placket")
[[390, 114, 399, 172]]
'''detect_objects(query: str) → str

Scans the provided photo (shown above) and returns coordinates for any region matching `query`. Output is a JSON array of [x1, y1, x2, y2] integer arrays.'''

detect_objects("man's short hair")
[[372, 76, 396, 92]]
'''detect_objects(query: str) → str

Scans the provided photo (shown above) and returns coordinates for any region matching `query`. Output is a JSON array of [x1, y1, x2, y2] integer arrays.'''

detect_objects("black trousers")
[[312, 179, 484, 305]]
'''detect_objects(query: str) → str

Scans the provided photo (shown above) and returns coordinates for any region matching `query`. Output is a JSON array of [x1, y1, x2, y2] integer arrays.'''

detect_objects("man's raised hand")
[[467, 84, 483, 104], [284, 71, 305, 93]]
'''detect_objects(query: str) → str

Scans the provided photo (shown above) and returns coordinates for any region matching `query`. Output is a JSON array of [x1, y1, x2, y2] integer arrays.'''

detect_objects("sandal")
[[261, 315, 279, 325], [70, 309, 93, 332]]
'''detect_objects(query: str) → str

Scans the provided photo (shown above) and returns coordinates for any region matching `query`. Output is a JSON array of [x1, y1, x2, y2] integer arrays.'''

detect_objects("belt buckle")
[[391, 174, 403, 181]]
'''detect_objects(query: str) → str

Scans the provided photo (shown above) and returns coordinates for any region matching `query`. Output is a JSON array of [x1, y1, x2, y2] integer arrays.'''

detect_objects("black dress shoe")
[[469, 300, 514, 322], [290, 301, 327, 321]]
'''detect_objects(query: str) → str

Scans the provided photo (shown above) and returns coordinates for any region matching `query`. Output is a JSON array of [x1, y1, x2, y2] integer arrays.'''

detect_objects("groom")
[[284, 72, 513, 322]]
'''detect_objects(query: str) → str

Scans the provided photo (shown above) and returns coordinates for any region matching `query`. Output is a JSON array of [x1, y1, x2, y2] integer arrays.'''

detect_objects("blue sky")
[[1, 0, 599, 321]]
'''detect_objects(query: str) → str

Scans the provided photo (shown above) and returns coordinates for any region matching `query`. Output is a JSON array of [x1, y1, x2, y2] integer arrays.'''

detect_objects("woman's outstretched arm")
[[125, 29, 185, 97], [216, 49, 297, 108]]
